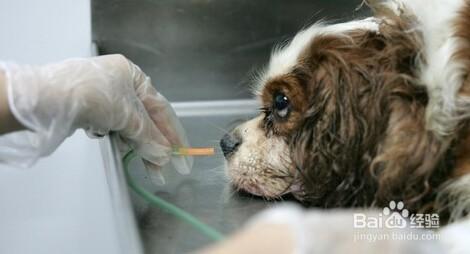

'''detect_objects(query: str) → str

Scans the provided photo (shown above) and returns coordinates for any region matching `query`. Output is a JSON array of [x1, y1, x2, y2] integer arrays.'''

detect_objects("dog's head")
[[221, 7, 454, 211]]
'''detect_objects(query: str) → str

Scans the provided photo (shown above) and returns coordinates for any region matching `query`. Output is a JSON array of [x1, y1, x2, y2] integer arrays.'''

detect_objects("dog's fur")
[[222, 0, 470, 224]]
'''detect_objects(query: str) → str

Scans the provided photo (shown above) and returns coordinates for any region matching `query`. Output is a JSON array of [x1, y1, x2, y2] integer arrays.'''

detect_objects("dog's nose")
[[220, 133, 241, 158]]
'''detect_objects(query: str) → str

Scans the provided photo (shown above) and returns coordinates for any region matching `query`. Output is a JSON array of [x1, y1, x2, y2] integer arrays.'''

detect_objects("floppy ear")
[[287, 33, 395, 208], [371, 83, 453, 213]]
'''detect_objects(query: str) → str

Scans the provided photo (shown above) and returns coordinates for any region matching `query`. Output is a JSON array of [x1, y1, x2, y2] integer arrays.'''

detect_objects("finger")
[[143, 160, 166, 185], [171, 155, 191, 175], [135, 78, 182, 145], [145, 93, 194, 174], [120, 104, 172, 168], [128, 61, 185, 146], [130, 67, 193, 173]]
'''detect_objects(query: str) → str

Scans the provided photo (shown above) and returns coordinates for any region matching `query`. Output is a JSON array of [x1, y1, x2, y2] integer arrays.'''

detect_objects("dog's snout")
[[220, 133, 241, 158]]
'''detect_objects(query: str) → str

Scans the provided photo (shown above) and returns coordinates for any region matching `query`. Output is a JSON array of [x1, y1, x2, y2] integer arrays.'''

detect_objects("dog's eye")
[[273, 93, 289, 118]]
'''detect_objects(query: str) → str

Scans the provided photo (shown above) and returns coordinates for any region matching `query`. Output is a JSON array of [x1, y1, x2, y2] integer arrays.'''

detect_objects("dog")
[[220, 0, 470, 224]]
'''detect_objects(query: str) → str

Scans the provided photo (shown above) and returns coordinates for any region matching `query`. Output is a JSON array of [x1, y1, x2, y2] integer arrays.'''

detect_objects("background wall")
[[93, 0, 366, 101], [0, 0, 92, 64]]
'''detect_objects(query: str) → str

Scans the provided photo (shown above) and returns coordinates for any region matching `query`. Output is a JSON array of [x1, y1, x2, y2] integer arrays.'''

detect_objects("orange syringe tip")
[[172, 147, 215, 156]]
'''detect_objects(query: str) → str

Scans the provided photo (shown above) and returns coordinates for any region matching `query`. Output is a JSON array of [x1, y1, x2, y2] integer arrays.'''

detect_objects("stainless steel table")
[[125, 102, 281, 253]]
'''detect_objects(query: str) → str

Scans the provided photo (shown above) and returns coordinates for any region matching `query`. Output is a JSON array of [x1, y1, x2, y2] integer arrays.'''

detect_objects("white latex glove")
[[0, 54, 192, 176]]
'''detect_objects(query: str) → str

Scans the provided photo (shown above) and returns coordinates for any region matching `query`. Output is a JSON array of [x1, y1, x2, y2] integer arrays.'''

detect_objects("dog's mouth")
[[235, 182, 266, 197], [226, 160, 308, 202], [234, 186, 268, 199], [228, 171, 298, 199], [229, 178, 269, 196], [223, 146, 300, 201], [232, 183, 302, 203]]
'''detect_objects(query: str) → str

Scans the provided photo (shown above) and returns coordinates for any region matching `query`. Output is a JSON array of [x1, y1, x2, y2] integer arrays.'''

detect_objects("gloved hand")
[[0, 54, 192, 177]]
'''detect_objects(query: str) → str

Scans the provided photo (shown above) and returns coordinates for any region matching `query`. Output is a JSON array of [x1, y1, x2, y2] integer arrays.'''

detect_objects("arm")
[[0, 69, 23, 134], [0, 55, 192, 174]]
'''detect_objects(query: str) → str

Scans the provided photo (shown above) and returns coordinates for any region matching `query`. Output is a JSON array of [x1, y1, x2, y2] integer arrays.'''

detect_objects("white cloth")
[[247, 204, 468, 254]]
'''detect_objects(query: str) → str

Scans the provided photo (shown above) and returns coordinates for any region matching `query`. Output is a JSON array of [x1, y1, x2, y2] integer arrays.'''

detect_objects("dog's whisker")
[[206, 122, 232, 135], [203, 164, 225, 172]]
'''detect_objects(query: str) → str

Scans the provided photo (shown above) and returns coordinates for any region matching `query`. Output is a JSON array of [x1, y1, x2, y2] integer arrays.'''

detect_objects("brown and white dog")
[[220, 0, 470, 223]]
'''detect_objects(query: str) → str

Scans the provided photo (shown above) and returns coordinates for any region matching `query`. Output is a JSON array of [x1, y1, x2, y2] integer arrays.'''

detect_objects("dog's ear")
[[371, 82, 452, 212], [288, 13, 452, 209], [288, 31, 395, 207]]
